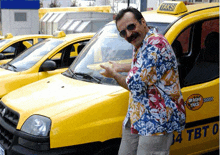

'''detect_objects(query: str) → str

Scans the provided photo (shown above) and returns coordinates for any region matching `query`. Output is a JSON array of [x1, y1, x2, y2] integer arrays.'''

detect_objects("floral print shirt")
[[124, 28, 186, 136]]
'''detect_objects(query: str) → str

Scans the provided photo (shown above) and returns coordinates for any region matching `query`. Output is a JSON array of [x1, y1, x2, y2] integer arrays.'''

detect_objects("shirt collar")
[[141, 28, 158, 50], [145, 28, 157, 40], [134, 28, 158, 53]]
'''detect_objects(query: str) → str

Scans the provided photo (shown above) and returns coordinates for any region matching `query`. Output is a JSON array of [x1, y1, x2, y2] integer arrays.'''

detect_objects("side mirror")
[[40, 60, 57, 71], [0, 53, 5, 60]]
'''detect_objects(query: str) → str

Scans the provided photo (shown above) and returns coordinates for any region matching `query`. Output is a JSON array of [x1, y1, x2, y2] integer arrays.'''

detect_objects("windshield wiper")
[[0, 63, 17, 71], [62, 68, 74, 78], [73, 72, 101, 84], [7, 63, 17, 71], [68, 68, 74, 75]]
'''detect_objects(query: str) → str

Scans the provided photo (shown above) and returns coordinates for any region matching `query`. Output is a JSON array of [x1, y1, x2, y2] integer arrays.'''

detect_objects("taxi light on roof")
[[53, 31, 66, 38], [157, 1, 187, 15], [4, 33, 13, 39]]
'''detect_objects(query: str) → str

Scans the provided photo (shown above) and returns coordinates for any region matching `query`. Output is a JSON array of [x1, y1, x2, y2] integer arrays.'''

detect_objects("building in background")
[[77, 0, 96, 7], [0, 0, 40, 35], [41, 0, 71, 8], [41, 0, 219, 11]]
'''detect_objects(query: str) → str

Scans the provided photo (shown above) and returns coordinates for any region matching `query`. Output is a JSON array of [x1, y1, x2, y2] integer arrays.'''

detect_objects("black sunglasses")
[[119, 20, 141, 38]]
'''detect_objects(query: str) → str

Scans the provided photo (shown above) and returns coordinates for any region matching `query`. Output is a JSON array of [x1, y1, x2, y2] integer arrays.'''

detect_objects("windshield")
[[147, 22, 170, 34], [67, 23, 133, 85], [0, 39, 11, 48], [3, 39, 63, 72]]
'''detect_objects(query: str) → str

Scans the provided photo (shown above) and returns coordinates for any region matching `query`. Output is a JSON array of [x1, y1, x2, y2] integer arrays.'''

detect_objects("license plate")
[[0, 145, 5, 155]]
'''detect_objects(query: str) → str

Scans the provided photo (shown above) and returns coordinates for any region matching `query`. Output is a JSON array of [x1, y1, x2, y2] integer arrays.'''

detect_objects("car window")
[[38, 38, 46, 43], [2, 46, 16, 54], [200, 18, 219, 49], [49, 40, 89, 69], [8, 39, 64, 71], [0, 40, 15, 58], [2, 39, 33, 58], [25, 39, 33, 45], [175, 27, 191, 55], [147, 22, 170, 34], [184, 18, 219, 86], [172, 18, 219, 87], [68, 24, 133, 85], [2, 42, 19, 58]]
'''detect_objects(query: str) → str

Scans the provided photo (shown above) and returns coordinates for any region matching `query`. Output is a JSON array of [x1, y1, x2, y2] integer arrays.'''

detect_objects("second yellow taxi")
[[0, 31, 94, 98]]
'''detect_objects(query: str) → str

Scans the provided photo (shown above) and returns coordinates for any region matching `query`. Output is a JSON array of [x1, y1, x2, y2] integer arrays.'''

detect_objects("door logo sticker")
[[185, 94, 214, 111], [186, 94, 204, 111]]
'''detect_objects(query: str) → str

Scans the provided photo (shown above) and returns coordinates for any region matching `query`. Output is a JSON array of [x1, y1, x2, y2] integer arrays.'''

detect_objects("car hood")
[[2, 74, 125, 127], [0, 68, 23, 98]]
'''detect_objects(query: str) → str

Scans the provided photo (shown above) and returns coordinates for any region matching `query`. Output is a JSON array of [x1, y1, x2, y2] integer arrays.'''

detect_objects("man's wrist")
[[113, 72, 119, 79]]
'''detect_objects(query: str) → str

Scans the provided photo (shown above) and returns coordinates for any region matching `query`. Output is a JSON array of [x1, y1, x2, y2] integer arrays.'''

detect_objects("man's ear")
[[141, 18, 146, 25]]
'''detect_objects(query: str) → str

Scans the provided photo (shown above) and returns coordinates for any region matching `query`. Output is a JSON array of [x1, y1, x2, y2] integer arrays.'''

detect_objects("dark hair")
[[115, 7, 144, 25]]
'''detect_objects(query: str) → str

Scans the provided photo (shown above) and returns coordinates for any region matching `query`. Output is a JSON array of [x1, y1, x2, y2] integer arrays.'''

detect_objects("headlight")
[[21, 115, 51, 136]]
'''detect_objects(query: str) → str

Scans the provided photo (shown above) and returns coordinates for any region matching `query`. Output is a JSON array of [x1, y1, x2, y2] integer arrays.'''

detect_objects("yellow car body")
[[0, 33, 52, 65], [0, 32, 94, 98], [0, 2, 218, 155], [142, 2, 219, 154]]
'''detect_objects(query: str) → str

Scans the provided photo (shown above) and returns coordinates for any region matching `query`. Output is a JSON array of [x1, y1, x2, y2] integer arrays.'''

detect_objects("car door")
[[38, 40, 89, 80], [170, 17, 219, 154]]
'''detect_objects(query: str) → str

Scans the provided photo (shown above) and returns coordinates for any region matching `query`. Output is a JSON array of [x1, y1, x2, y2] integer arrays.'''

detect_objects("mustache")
[[127, 33, 139, 43]]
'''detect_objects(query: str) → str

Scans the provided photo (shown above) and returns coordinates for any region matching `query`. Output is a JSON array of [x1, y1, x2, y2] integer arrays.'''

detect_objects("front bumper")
[[5, 142, 103, 155]]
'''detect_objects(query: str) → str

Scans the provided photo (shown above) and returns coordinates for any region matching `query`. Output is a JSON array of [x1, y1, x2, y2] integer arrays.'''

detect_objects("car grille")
[[0, 101, 19, 149]]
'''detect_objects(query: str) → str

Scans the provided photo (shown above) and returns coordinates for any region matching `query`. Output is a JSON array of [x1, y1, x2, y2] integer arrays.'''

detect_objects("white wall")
[[2, 9, 39, 35], [147, 0, 159, 10]]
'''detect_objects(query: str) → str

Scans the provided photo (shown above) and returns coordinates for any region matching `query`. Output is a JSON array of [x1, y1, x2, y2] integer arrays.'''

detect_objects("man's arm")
[[100, 64, 129, 90]]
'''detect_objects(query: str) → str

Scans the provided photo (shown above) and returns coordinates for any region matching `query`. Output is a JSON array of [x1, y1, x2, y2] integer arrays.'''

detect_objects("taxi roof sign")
[[157, 1, 188, 15], [4, 33, 13, 39], [53, 31, 66, 38]]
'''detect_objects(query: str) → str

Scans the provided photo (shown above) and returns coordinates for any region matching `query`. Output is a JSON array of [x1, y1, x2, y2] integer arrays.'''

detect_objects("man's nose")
[[126, 29, 132, 38]]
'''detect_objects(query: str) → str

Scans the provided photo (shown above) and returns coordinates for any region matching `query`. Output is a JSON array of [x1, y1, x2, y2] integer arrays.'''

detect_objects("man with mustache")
[[100, 7, 185, 155]]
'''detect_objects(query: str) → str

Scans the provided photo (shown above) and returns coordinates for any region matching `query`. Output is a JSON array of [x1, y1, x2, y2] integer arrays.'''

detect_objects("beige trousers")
[[118, 127, 173, 155]]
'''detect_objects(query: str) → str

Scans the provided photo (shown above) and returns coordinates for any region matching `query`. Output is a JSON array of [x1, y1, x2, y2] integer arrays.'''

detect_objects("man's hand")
[[109, 61, 131, 72], [100, 63, 129, 90], [109, 61, 122, 72], [100, 64, 116, 78]]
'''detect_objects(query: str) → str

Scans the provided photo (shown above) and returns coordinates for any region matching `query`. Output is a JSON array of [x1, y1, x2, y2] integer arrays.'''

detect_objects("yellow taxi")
[[0, 31, 94, 98], [0, 2, 218, 155], [0, 33, 53, 65]]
